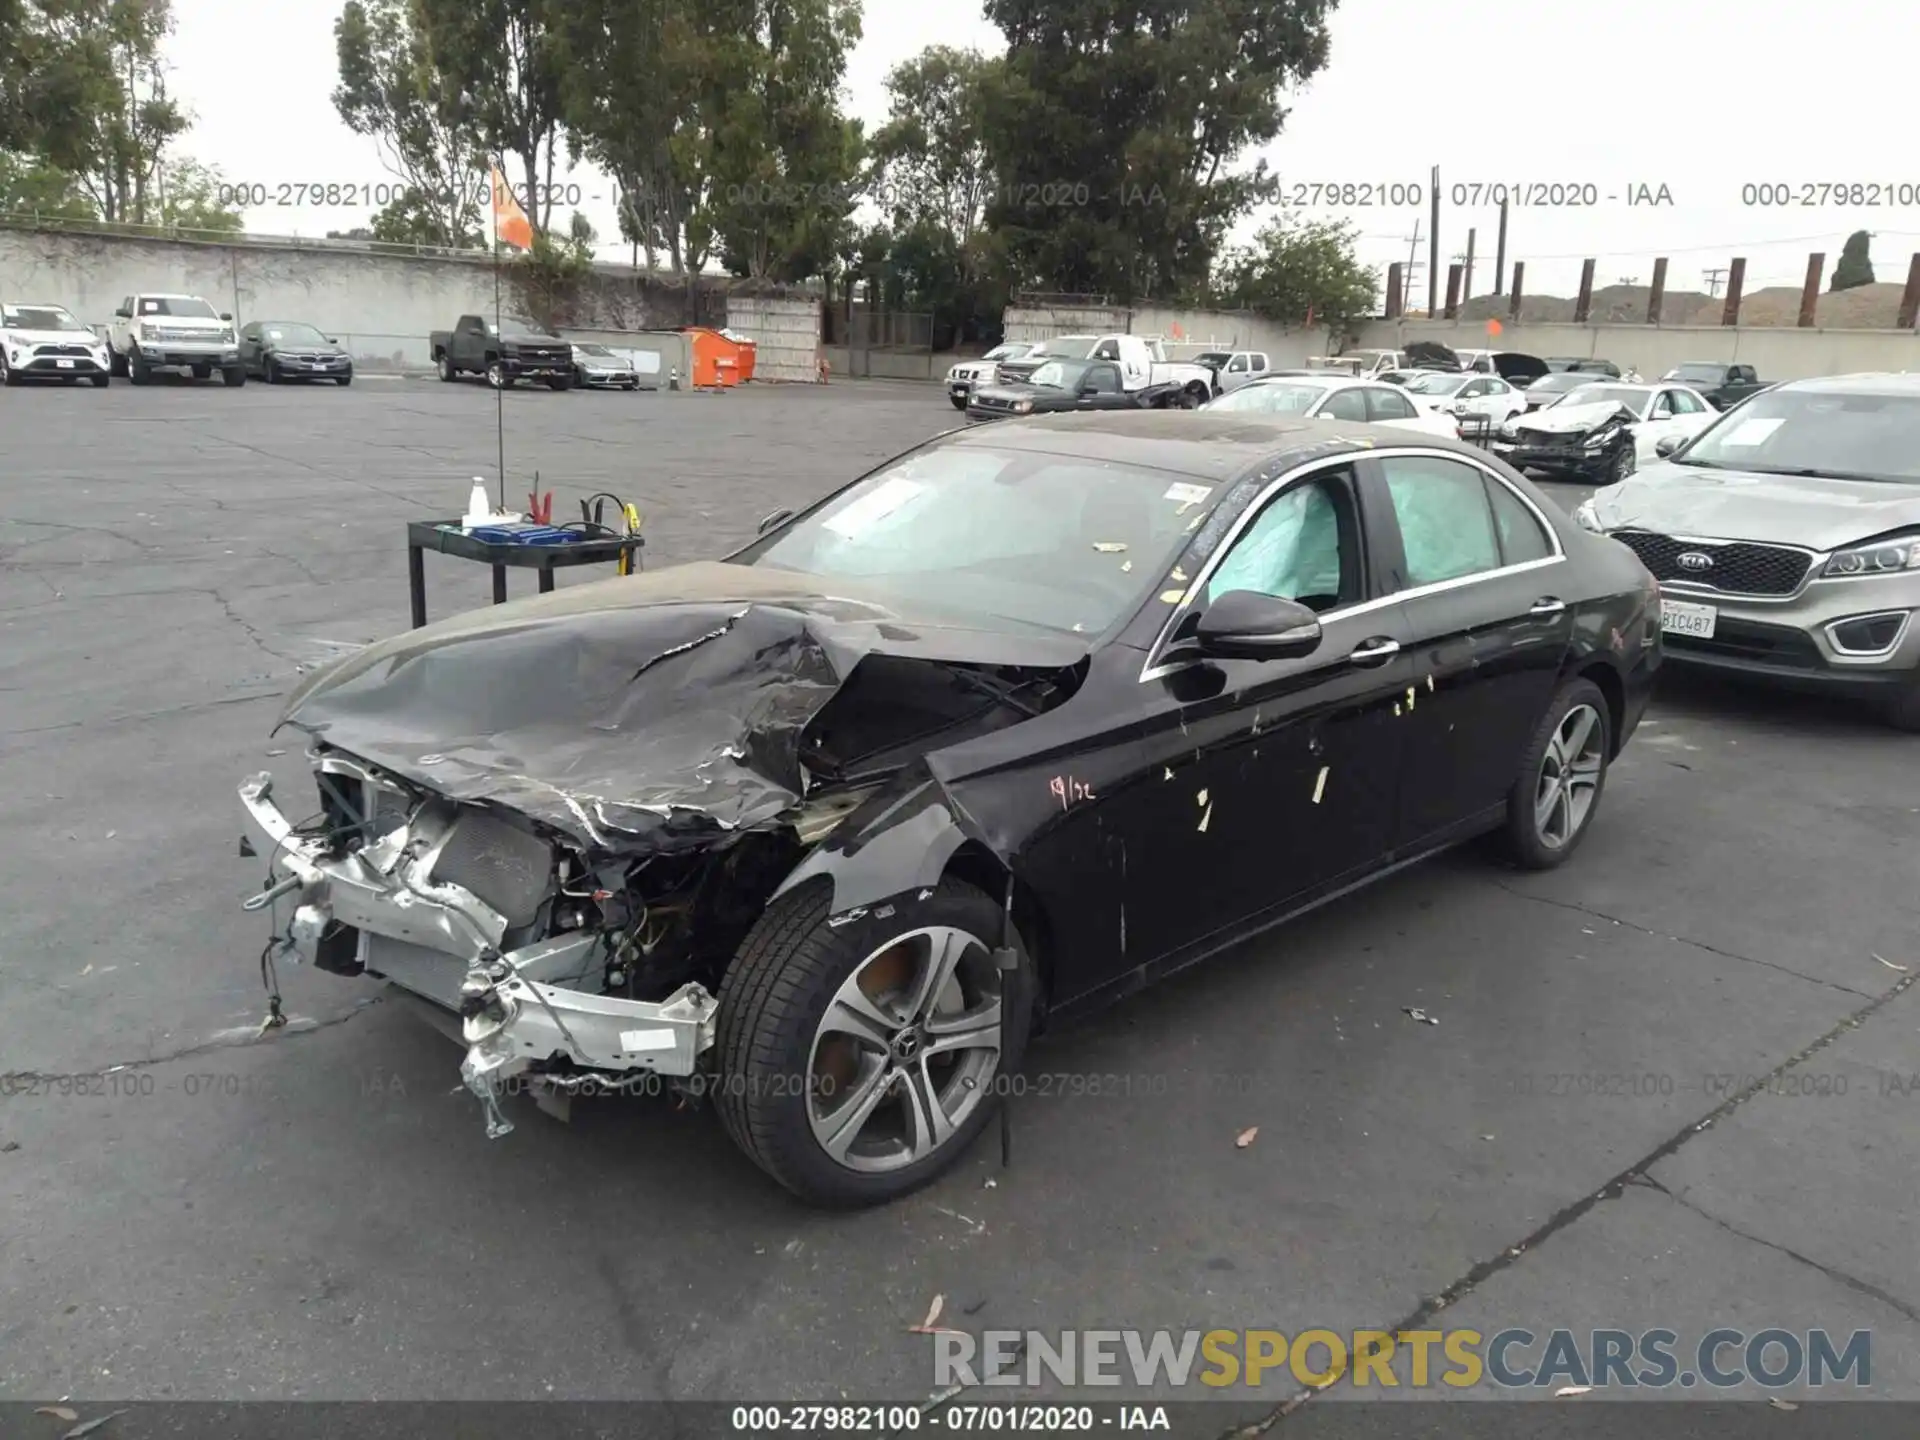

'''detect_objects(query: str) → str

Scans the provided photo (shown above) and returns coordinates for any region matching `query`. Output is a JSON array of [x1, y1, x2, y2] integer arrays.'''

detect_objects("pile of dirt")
[[1459, 284, 1713, 325], [1449, 281, 1912, 328], [1676, 282, 1910, 328]]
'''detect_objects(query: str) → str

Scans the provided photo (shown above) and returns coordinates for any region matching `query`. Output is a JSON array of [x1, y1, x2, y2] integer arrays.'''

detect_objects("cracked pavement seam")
[[0, 997, 383, 1094], [1229, 967, 1920, 1436], [1486, 878, 1879, 1000], [1632, 1173, 1920, 1326]]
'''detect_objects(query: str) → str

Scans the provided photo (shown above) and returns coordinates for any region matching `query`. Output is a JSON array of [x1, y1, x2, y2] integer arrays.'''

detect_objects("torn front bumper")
[[236, 770, 718, 1108]]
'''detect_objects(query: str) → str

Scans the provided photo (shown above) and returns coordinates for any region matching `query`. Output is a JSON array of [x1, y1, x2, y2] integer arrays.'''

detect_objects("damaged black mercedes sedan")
[[237, 413, 1660, 1206]]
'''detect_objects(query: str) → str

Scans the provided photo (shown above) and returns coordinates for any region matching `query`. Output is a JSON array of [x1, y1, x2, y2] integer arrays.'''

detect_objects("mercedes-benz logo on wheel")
[[1677, 551, 1715, 571]]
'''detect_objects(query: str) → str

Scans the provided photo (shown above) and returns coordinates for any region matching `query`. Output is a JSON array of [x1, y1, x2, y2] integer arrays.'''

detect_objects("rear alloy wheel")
[[1502, 678, 1611, 870], [715, 878, 1033, 1207], [436, 352, 455, 382]]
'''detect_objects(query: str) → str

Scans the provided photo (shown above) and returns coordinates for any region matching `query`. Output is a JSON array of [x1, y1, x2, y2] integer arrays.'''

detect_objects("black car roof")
[[936, 410, 1485, 480]]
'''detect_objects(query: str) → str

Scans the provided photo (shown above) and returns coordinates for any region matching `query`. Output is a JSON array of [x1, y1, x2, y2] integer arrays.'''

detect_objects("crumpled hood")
[[1515, 400, 1635, 434], [276, 561, 1087, 853], [1587, 466, 1920, 549]]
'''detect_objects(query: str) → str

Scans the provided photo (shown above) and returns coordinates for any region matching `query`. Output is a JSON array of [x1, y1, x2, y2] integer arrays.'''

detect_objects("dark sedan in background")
[[235, 411, 1659, 1205], [239, 322, 353, 385]]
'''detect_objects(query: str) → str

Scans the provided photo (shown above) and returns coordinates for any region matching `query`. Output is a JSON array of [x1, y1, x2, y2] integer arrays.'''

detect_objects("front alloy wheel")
[[806, 926, 1003, 1174], [1610, 443, 1637, 482], [486, 360, 510, 389], [1502, 678, 1611, 869], [715, 879, 1032, 1207]]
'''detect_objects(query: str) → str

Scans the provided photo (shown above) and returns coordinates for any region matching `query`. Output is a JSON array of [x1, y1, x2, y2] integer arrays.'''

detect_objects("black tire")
[[1609, 443, 1636, 483], [714, 877, 1035, 1208], [191, 363, 212, 381], [0, 355, 16, 386], [1180, 384, 1204, 409], [1879, 676, 1920, 732], [109, 348, 128, 377], [949, 394, 967, 410], [91, 372, 110, 387], [127, 352, 150, 385], [263, 358, 278, 384], [1500, 677, 1612, 870], [547, 374, 571, 391], [222, 366, 246, 387], [336, 374, 352, 386], [436, 352, 455, 382], [486, 359, 511, 389]]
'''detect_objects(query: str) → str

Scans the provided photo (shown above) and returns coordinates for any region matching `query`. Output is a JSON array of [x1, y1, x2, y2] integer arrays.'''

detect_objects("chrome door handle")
[[1528, 597, 1567, 616], [1349, 637, 1400, 666]]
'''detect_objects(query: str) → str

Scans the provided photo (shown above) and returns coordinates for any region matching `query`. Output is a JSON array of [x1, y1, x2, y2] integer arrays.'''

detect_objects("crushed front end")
[[237, 751, 768, 1134]]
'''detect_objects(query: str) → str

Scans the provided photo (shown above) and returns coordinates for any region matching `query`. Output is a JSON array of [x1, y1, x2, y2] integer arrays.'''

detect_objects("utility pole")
[[1402, 216, 1423, 316], [1427, 166, 1441, 318], [1492, 196, 1509, 297], [1702, 267, 1728, 298], [1463, 228, 1477, 303]]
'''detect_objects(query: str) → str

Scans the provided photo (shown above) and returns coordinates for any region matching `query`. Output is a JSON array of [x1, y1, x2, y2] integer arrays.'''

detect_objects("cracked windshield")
[[0, 0, 1911, 1435]]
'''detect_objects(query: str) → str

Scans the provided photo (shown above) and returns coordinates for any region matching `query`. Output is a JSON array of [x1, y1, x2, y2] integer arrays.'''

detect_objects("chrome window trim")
[[1138, 445, 1567, 683], [1823, 609, 1913, 662]]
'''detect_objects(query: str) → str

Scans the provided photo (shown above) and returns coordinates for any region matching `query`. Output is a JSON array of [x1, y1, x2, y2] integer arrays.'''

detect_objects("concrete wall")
[[0, 227, 512, 371], [727, 294, 820, 382], [0, 225, 808, 374], [1003, 302, 1336, 367], [1354, 318, 1920, 381], [1000, 297, 1920, 383], [1003, 304, 1129, 345]]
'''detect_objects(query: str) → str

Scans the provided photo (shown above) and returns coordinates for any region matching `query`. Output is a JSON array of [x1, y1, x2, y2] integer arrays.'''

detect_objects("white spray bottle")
[[464, 477, 491, 526]]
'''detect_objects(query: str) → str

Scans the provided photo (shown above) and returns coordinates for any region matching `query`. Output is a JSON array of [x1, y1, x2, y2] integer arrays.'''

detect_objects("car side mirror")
[[114, 308, 130, 318], [1654, 435, 1684, 458], [220, 311, 233, 321], [757, 507, 794, 535], [326, 336, 338, 344], [1192, 591, 1323, 661]]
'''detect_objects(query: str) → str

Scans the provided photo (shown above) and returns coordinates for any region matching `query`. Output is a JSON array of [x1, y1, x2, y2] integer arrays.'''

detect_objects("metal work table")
[[405, 520, 645, 628]]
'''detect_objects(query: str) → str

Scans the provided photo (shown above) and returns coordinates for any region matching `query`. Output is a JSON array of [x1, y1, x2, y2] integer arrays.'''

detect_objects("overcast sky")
[[167, 0, 1920, 298]]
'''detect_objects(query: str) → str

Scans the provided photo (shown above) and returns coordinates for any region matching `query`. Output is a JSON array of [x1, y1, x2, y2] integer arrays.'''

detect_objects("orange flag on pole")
[[490, 163, 533, 251]]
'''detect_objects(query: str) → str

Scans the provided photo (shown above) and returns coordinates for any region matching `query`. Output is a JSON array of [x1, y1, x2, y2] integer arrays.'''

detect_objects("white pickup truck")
[[1192, 349, 1273, 393], [995, 333, 1218, 406]]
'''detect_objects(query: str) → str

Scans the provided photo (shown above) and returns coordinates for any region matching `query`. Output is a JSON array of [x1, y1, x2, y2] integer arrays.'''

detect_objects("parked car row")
[[1, 295, 644, 391]]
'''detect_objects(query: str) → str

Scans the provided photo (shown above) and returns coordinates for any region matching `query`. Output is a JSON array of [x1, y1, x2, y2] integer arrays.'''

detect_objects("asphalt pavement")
[[1, 373, 1916, 1423]]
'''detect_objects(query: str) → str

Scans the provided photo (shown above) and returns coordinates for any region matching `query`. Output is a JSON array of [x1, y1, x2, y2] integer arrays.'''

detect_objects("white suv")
[[109, 293, 245, 386]]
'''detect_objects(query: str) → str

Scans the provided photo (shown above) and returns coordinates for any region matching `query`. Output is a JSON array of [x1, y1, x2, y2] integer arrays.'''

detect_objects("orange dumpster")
[[720, 328, 758, 382], [683, 327, 745, 388]]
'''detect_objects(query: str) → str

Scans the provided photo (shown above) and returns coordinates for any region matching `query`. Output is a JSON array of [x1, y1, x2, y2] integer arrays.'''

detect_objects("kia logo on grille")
[[1676, 551, 1715, 571]]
